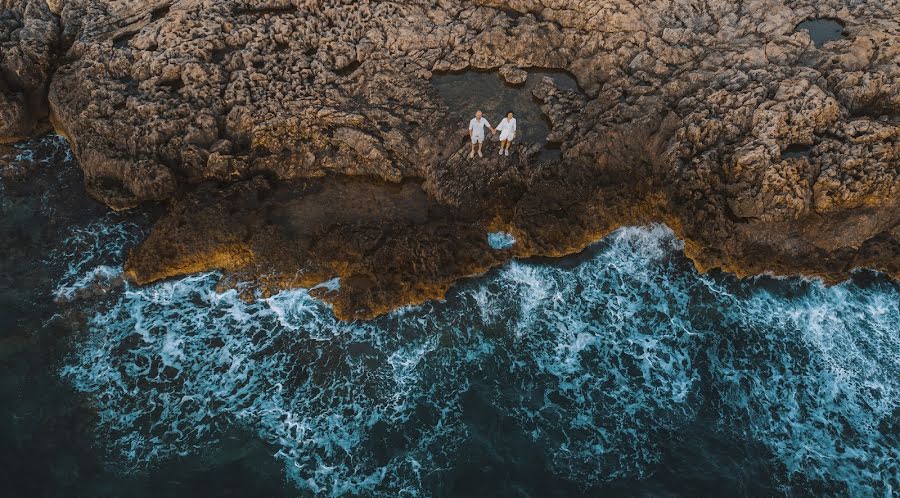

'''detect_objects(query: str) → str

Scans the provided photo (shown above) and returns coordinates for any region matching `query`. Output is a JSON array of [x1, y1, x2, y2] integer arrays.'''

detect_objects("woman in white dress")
[[496, 111, 517, 156]]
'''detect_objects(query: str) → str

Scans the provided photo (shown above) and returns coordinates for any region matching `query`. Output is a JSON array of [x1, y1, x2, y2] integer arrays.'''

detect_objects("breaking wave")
[[58, 223, 899, 496]]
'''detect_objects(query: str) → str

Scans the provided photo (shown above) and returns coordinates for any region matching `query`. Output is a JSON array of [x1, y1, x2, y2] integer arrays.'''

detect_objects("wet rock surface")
[[1, 0, 898, 319], [432, 69, 577, 158]]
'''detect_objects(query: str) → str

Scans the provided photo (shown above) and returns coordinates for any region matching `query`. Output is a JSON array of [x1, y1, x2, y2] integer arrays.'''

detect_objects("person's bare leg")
[[469, 141, 475, 159], [478, 141, 483, 157]]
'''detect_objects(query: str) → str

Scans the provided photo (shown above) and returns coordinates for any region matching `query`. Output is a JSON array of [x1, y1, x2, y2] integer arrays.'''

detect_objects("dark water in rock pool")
[[796, 19, 846, 48], [2, 135, 899, 497], [432, 70, 579, 161]]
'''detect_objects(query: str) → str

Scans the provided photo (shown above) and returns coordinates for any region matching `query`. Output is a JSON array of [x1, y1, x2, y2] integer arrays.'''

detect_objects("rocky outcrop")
[[0, 0, 59, 142], [1, 0, 898, 318]]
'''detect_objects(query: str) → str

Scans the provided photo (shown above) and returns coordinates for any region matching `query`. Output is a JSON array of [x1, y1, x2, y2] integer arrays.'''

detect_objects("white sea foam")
[[487, 231, 517, 250], [57, 222, 900, 496], [6, 134, 69, 166], [701, 274, 900, 496], [311, 277, 342, 293], [53, 264, 122, 302], [50, 215, 145, 302]]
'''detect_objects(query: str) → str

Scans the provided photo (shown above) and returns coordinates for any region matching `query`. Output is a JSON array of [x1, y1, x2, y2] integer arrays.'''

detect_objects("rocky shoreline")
[[2, 0, 898, 319]]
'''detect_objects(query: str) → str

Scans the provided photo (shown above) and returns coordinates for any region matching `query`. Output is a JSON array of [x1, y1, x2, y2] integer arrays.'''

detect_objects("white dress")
[[498, 117, 517, 141]]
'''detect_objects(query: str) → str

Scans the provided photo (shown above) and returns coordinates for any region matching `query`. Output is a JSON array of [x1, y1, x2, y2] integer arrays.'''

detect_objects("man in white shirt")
[[468, 110, 495, 159]]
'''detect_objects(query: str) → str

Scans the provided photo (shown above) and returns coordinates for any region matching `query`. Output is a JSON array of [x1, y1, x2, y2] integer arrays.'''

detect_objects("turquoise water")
[[59, 224, 900, 497], [3, 136, 899, 496], [488, 231, 517, 249]]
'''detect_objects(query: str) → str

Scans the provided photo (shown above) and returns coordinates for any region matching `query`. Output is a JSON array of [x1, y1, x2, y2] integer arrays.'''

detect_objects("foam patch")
[[487, 231, 517, 250], [59, 223, 900, 496]]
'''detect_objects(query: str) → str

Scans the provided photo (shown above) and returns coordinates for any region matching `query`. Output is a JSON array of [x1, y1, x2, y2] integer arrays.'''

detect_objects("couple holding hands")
[[468, 110, 517, 159]]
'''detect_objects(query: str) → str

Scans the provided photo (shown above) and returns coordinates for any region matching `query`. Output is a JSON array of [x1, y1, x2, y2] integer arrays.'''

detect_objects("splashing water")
[[487, 231, 517, 250], [50, 215, 146, 303], [57, 223, 900, 496]]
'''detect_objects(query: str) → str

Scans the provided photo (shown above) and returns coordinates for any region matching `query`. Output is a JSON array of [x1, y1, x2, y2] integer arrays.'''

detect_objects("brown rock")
[[0, 0, 897, 318], [0, 0, 59, 142], [499, 65, 528, 85]]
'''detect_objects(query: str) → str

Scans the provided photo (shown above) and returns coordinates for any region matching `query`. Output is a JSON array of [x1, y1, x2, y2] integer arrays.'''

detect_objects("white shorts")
[[471, 135, 484, 144], [499, 130, 514, 142]]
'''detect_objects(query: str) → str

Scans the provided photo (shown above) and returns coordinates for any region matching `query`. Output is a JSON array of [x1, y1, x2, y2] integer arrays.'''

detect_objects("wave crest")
[[59, 223, 900, 496]]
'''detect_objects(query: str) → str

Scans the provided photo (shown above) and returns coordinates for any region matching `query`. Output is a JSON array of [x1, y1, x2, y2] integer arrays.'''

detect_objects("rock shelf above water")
[[1, 0, 898, 319]]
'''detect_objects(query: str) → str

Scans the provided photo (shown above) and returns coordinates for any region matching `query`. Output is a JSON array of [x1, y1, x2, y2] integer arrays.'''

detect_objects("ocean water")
[[3, 136, 899, 497]]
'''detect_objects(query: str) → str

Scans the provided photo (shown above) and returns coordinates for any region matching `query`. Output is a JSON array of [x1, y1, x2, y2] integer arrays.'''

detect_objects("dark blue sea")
[[2, 135, 898, 497]]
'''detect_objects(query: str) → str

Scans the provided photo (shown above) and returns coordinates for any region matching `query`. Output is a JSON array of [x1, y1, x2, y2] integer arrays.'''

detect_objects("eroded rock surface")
[[1, 0, 898, 318], [0, 0, 59, 142]]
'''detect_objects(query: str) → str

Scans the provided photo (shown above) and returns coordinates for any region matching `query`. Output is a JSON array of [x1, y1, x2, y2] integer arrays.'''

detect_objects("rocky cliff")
[[1, 0, 898, 319]]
